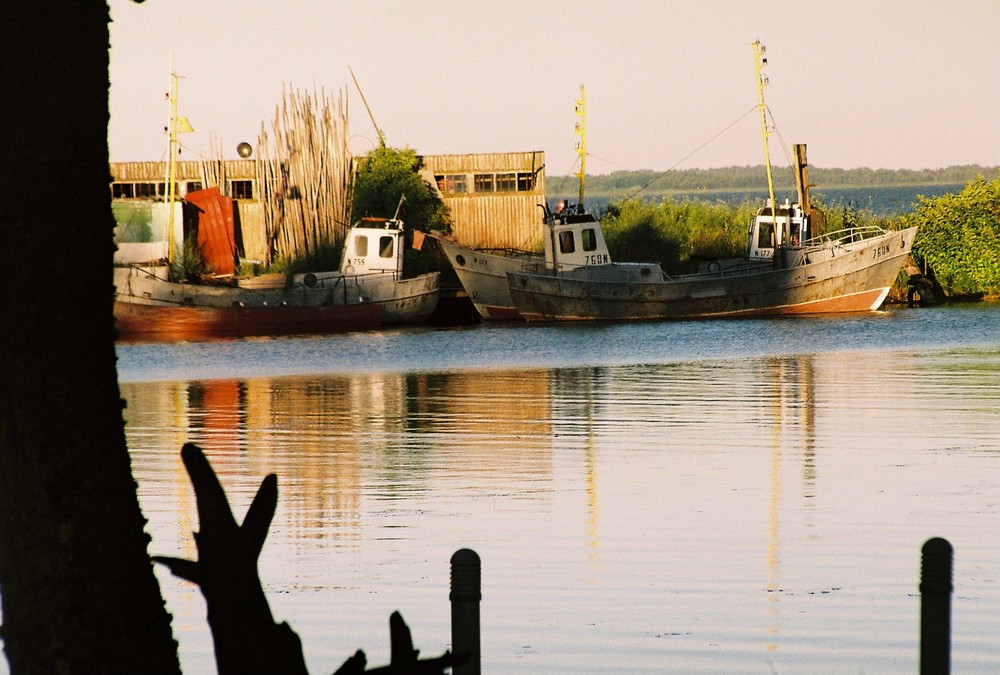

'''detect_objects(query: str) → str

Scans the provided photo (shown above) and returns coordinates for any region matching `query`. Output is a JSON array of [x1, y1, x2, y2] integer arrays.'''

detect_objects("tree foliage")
[[351, 146, 450, 234], [902, 176, 1000, 296]]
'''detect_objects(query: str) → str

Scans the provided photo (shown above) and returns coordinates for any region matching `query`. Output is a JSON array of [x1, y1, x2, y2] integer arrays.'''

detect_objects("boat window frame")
[[581, 228, 597, 252], [379, 235, 394, 259], [559, 230, 576, 254], [354, 234, 369, 258], [757, 221, 775, 249]]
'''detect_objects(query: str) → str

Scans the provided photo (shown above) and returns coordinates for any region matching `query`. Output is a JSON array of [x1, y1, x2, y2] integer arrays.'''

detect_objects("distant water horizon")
[[551, 183, 967, 217]]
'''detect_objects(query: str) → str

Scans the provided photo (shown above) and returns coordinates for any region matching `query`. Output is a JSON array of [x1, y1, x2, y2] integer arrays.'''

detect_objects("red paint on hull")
[[114, 301, 383, 343], [481, 305, 523, 320]]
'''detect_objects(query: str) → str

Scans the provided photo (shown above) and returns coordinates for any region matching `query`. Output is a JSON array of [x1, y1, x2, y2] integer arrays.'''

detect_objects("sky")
[[109, 0, 1000, 176]]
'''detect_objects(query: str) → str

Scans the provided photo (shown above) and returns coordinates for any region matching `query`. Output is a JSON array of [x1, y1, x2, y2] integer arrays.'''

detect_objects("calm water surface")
[[114, 303, 1000, 673]]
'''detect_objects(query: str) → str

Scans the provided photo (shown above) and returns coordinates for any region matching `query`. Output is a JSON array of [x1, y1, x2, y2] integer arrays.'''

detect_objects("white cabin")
[[748, 199, 810, 260], [544, 207, 613, 272]]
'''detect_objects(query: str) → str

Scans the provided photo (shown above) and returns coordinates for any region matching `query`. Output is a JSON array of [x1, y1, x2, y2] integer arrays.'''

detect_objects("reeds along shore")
[[256, 84, 353, 265]]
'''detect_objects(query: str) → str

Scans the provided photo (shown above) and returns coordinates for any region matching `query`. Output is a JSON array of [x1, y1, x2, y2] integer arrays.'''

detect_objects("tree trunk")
[[0, 2, 180, 672]]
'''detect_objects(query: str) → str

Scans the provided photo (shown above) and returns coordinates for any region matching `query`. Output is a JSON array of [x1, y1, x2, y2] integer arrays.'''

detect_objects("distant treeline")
[[547, 165, 1000, 198]]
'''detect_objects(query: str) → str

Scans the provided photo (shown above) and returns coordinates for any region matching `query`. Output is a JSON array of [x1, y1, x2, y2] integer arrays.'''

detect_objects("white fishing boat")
[[115, 214, 439, 342], [113, 73, 437, 341], [287, 212, 440, 325], [506, 41, 918, 321]]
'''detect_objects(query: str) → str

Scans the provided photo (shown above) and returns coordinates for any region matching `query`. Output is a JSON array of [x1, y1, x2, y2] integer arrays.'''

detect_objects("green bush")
[[600, 198, 753, 273], [901, 177, 1000, 296]]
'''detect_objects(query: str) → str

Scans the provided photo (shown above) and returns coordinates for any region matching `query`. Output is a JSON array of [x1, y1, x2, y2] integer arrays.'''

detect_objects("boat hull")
[[358, 273, 441, 324], [113, 266, 437, 341], [114, 300, 382, 343], [507, 227, 917, 321], [433, 236, 540, 320]]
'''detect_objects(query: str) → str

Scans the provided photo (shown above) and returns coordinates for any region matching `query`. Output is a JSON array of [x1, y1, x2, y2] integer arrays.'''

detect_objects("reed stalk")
[[256, 84, 353, 266]]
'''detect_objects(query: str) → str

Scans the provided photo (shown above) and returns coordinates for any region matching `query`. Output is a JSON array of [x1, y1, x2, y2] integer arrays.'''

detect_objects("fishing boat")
[[429, 86, 608, 320], [506, 42, 918, 321], [114, 74, 438, 342], [114, 212, 439, 342], [431, 201, 610, 320]]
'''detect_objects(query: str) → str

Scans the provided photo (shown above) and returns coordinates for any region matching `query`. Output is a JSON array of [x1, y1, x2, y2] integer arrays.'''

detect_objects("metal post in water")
[[920, 537, 953, 675], [450, 548, 481, 675]]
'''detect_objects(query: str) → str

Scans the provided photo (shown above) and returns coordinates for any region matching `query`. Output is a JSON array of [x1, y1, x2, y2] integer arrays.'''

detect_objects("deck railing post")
[[920, 537, 953, 675], [450, 548, 481, 675]]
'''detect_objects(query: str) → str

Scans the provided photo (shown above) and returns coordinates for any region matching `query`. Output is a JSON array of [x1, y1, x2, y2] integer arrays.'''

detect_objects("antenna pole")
[[349, 66, 385, 147], [574, 85, 587, 209], [753, 41, 776, 218]]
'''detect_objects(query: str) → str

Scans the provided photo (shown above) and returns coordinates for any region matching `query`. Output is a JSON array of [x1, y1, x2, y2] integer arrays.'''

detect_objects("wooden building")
[[421, 151, 546, 249], [109, 150, 548, 261]]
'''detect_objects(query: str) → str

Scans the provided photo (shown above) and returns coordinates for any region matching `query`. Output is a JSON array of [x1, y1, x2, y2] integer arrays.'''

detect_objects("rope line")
[[620, 105, 760, 202]]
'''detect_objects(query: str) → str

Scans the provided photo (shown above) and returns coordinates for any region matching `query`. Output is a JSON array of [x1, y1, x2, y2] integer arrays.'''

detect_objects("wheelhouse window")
[[379, 235, 394, 258], [581, 228, 597, 251], [559, 230, 575, 254], [757, 222, 775, 249], [354, 234, 369, 257]]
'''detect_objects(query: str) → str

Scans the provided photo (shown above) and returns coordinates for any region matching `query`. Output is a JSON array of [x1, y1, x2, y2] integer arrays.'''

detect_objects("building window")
[[474, 174, 494, 193], [496, 173, 516, 192], [517, 171, 536, 191], [134, 182, 160, 198], [186, 181, 203, 194], [440, 174, 467, 194], [228, 179, 254, 199], [112, 183, 135, 199]]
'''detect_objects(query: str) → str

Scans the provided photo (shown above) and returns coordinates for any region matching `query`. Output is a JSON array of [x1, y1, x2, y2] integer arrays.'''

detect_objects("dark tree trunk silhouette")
[[0, 2, 180, 672]]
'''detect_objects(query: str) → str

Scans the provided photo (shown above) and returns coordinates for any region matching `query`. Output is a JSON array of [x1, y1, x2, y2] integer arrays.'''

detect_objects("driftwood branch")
[[333, 611, 464, 675], [153, 443, 308, 674], [154, 443, 464, 675]]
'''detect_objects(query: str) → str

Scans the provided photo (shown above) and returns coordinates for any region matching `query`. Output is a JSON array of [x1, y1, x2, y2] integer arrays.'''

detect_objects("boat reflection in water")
[[122, 344, 1000, 674]]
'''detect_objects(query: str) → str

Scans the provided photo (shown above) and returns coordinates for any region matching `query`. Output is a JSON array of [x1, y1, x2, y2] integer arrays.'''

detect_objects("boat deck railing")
[[805, 225, 888, 246]]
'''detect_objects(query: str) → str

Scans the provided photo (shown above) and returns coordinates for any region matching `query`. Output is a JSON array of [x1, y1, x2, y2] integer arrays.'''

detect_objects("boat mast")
[[753, 41, 777, 218], [165, 70, 193, 265], [574, 85, 587, 209], [166, 70, 180, 264]]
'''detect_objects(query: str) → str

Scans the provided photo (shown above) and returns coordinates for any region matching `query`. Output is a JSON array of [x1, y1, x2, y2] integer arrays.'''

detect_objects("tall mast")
[[753, 41, 776, 216], [574, 85, 587, 209], [166, 70, 180, 264]]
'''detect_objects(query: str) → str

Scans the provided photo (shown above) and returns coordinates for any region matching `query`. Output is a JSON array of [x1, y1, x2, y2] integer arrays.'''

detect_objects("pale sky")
[[109, 0, 999, 175]]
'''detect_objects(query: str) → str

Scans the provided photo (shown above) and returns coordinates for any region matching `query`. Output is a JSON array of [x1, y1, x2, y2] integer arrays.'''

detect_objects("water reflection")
[[120, 345, 1000, 674]]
